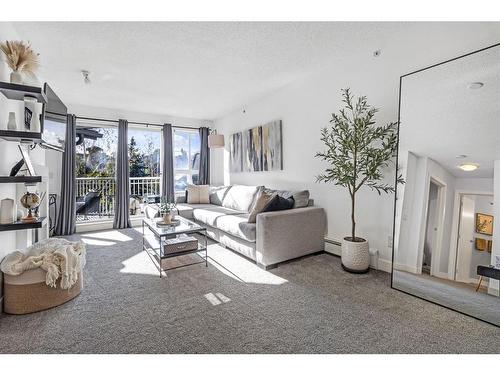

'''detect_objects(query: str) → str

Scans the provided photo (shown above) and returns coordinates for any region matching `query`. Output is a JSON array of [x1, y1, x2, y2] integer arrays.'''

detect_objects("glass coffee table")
[[142, 216, 208, 277]]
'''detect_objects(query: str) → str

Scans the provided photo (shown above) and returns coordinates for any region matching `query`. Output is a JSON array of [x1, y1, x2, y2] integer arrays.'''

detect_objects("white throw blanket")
[[0, 238, 86, 289]]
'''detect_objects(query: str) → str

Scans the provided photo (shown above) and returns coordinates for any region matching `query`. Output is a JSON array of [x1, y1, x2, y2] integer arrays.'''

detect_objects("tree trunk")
[[351, 192, 356, 241]]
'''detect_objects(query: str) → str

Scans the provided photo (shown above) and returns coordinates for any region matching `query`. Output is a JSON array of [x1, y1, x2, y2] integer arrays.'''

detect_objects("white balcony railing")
[[76, 176, 161, 220]]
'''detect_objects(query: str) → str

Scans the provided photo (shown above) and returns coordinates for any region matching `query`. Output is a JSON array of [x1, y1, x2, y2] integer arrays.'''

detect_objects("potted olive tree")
[[315, 88, 402, 273]]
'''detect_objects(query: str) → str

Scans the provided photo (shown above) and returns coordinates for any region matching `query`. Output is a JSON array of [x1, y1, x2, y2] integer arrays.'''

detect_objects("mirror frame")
[[391, 41, 500, 327]]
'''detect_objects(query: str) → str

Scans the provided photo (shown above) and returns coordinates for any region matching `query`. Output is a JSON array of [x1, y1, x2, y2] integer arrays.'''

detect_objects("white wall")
[[212, 60, 404, 272], [211, 32, 500, 272]]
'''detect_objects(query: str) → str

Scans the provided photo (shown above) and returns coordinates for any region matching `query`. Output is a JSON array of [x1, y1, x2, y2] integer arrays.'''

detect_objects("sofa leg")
[[257, 263, 277, 270]]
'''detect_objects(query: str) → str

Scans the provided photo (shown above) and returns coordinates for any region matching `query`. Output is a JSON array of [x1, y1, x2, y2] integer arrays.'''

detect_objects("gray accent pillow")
[[209, 186, 230, 206], [291, 190, 310, 208]]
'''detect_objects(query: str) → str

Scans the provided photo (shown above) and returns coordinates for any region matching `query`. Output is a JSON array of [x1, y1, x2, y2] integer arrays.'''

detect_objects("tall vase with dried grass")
[[0, 41, 39, 84]]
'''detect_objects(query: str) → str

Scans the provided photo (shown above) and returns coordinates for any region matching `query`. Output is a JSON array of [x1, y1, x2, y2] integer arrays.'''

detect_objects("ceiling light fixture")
[[468, 82, 483, 89], [81, 70, 91, 84], [458, 163, 479, 172], [373, 49, 381, 57]]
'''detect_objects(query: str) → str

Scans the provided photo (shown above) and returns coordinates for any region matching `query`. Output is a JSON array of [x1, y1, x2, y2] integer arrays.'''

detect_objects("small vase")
[[7, 112, 17, 131], [10, 71, 22, 84], [162, 213, 172, 224]]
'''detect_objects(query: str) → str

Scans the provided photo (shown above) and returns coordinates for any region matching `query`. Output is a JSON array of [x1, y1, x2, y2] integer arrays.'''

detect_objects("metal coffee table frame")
[[142, 217, 208, 277]]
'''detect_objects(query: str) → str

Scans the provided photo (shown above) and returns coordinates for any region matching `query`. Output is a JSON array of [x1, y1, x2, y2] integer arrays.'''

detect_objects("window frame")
[[173, 128, 200, 193]]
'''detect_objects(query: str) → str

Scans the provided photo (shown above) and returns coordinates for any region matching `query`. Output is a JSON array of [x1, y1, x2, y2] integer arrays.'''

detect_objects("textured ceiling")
[[6, 22, 500, 120], [400, 44, 500, 178]]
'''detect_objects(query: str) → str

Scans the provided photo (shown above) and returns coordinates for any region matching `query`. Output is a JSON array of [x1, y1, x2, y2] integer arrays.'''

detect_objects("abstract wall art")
[[229, 120, 282, 173]]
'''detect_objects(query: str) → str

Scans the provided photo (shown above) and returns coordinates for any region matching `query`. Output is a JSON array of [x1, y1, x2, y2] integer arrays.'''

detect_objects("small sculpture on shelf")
[[20, 191, 40, 223]]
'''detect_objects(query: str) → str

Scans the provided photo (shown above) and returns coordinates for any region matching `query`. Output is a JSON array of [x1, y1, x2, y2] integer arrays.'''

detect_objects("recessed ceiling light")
[[455, 154, 467, 159], [458, 163, 479, 172], [373, 49, 381, 57], [468, 82, 484, 89]]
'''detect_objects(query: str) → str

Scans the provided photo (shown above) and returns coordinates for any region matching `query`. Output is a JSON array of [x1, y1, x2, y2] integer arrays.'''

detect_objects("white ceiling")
[[6, 22, 500, 120], [400, 44, 500, 178]]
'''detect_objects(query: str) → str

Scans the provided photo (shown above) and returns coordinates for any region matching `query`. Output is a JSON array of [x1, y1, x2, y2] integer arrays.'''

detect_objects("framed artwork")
[[474, 238, 492, 252], [230, 120, 282, 173], [229, 132, 243, 173], [475, 213, 494, 236]]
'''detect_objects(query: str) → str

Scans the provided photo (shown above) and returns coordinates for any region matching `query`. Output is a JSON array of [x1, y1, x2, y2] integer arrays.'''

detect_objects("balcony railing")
[[76, 176, 161, 220]]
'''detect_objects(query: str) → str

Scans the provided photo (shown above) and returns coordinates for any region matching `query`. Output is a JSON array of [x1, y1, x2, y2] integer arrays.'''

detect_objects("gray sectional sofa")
[[146, 185, 327, 269]]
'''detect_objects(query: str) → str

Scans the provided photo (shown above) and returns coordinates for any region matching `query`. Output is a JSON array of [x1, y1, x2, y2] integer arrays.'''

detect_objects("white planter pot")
[[341, 237, 370, 273]]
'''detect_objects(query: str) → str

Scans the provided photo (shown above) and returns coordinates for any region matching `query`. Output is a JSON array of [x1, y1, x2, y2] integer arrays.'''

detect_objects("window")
[[75, 123, 118, 220], [174, 129, 200, 193], [128, 126, 161, 199]]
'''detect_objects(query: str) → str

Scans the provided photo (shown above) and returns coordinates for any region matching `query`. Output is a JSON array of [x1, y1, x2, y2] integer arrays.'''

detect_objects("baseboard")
[[324, 237, 392, 273]]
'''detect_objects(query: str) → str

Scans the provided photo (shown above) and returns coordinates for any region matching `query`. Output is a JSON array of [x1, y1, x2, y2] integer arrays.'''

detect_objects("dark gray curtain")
[[113, 119, 131, 229], [162, 123, 175, 201], [55, 114, 77, 236], [198, 127, 210, 185]]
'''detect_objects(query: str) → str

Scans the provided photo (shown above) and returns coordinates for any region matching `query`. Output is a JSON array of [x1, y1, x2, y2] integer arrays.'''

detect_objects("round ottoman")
[[3, 268, 82, 315]]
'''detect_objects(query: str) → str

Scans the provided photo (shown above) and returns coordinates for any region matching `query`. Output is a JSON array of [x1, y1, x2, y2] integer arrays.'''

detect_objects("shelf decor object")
[[7, 112, 17, 130], [0, 198, 16, 224], [0, 40, 39, 85], [20, 191, 41, 223]]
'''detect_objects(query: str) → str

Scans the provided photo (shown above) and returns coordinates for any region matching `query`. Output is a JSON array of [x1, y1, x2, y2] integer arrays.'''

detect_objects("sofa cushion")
[[248, 189, 277, 223], [222, 185, 263, 212], [176, 203, 215, 220], [192, 206, 244, 227], [209, 186, 231, 206], [269, 189, 310, 208], [264, 194, 295, 212], [215, 214, 256, 242], [187, 184, 210, 204]]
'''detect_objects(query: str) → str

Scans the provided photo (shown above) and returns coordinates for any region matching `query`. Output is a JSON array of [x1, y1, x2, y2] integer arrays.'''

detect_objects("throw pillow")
[[248, 190, 277, 223], [264, 194, 295, 212], [187, 184, 210, 204]]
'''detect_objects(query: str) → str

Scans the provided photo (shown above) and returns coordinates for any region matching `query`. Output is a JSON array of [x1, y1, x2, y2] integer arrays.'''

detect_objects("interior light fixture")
[[458, 163, 479, 172], [468, 82, 484, 89]]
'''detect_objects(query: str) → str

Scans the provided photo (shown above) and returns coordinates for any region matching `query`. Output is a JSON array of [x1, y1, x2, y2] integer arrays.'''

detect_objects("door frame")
[[447, 189, 494, 281], [418, 176, 446, 276]]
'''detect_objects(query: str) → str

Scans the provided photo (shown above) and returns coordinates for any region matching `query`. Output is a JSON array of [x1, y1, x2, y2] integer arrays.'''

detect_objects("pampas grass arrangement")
[[0, 40, 39, 82]]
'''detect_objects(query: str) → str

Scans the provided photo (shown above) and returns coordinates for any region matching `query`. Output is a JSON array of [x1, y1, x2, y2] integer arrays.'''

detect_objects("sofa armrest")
[[256, 206, 327, 267]]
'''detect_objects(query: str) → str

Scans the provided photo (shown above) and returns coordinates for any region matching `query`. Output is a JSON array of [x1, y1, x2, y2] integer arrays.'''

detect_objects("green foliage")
[[128, 136, 147, 177], [158, 197, 177, 214], [315, 88, 403, 240]]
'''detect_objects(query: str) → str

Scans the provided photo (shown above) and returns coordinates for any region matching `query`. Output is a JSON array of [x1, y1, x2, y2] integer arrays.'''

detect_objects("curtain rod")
[[75, 115, 205, 131]]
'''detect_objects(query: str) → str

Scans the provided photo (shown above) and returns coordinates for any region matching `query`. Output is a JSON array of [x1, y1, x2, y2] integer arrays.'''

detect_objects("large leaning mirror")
[[392, 43, 500, 326]]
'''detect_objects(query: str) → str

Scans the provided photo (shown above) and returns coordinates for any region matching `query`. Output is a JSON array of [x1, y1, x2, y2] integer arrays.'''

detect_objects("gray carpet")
[[1, 227, 499, 354], [393, 270, 500, 326]]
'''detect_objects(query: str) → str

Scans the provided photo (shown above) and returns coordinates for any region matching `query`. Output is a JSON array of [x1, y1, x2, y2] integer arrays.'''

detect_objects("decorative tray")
[[156, 218, 181, 227]]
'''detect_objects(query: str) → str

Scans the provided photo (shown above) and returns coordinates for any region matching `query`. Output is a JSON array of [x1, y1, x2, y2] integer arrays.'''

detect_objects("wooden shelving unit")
[[0, 81, 47, 103], [0, 129, 42, 143], [0, 176, 42, 184], [0, 217, 47, 232]]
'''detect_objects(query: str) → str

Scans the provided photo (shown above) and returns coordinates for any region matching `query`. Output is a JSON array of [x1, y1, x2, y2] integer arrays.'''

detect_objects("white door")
[[455, 196, 475, 283]]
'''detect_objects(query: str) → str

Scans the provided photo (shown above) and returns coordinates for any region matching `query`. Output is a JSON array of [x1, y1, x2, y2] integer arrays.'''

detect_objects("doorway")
[[423, 181, 441, 275], [454, 194, 493, 285]]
